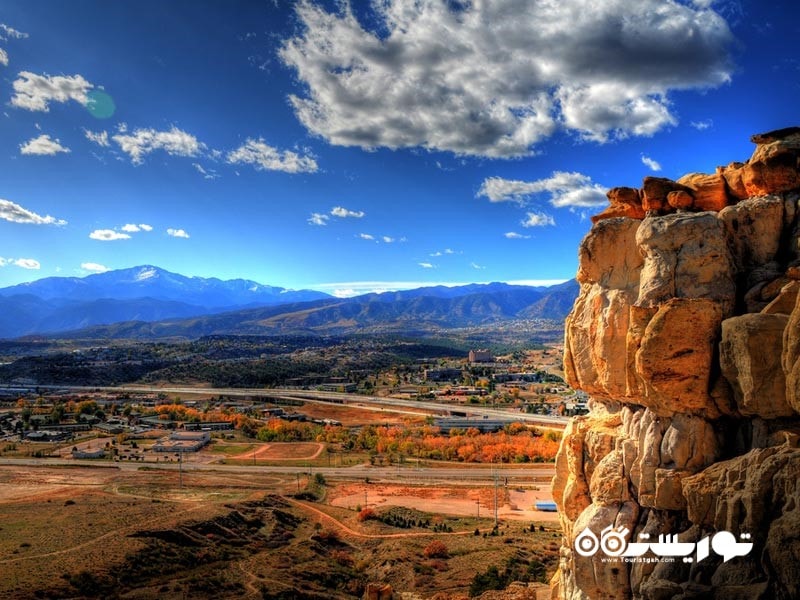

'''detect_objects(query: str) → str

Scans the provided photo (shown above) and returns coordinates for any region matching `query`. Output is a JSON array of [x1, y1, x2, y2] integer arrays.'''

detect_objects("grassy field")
[[209, 442, 257, 455]]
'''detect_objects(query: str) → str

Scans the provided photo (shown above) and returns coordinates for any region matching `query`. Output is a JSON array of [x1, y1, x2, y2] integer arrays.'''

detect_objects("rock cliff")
[[553, 128, 800, 599]]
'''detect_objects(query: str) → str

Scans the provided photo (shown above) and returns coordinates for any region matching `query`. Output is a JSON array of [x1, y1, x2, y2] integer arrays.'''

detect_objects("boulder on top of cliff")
[[641, 177, 693, 213], [718, 162, 749, 201], [590, 187, 645, 223], [677, 172, 731, 211], [750, 126, 800, 145], [743, 127, 800, 197], [666, 190, 693, 211]]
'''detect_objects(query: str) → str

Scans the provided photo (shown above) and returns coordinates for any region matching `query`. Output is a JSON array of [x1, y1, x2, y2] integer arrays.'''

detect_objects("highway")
[[18, 383, 569, 428], [0, 457, 555, 484]]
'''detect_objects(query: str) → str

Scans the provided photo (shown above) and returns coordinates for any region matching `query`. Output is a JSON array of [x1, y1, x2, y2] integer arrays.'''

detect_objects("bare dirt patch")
[[328, 482, 559, 523], [296, 401, 418, 425]]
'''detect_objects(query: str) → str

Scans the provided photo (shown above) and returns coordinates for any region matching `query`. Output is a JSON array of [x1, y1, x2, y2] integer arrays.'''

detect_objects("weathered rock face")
[[553, 128, 800, 600]]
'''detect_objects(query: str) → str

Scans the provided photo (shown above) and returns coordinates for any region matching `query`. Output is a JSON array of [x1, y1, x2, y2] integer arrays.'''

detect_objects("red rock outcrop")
[[553, 128, 800, 600], [591, 188, 646, 223]]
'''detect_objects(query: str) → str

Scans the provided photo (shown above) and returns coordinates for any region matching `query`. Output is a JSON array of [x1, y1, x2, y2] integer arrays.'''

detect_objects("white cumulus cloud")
[[504, 232, 530, 239], [418, 262, 435, 269], [19, 134, 70, 155], [0, 48, 8, 67], [358, 233, 375, 240], [81, 262, 109, 273], [12, 258, 40, 270], [522, 211, 556, 228], [121, 223, 152, 233], [331, 206, 364, 218], [280, 0, 733, 157], [226, 138, 318, 173], [11, 71, 94, 112], [167, 228, 190, 239], [89, 229, 131, 241], [478, 172, 608, 208], [0, 199, 66, 225], [112, 126, 203, 165], [641, 154, 662, 171], [0, 257, 40, 270]]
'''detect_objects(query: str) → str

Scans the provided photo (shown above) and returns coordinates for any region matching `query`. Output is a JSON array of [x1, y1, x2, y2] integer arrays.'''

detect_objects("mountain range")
[[0, 266, 578, 339]]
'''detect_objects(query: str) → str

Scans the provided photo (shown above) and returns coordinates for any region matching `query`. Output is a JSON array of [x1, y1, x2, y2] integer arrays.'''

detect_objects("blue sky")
[[0, 0, 797, 297]]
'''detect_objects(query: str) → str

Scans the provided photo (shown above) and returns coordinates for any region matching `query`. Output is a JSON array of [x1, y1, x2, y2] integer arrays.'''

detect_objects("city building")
[[183, 421, 234, 431], [468, 349, 494, 363], [152, 431, 211, 453]]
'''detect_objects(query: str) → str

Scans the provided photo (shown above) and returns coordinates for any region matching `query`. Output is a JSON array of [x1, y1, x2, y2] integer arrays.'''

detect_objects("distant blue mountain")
[[0, 266, 331, 338], [0, 265, 329, 306], [0, 266, 579, 339]]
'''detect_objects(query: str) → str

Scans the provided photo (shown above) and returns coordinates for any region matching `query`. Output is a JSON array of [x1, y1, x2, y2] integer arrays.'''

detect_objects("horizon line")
[[306, 279, 572, 298]]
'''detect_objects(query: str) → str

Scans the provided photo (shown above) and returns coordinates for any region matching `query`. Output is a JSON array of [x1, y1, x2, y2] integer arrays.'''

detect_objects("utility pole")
[[493, 465, 499, 530]]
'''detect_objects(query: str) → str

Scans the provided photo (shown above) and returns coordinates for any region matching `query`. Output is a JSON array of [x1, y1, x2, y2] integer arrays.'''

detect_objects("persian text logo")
[[574, 525, 753, 564]]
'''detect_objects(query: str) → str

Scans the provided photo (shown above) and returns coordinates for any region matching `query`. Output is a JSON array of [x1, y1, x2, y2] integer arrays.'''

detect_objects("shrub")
[[423, 540, 449, 559], [357, 507, 377, 522], [429, 559, 449, 572], [315, 529, 340, 544], [469, 565, 503, 596], [330, 549, 354, 567]]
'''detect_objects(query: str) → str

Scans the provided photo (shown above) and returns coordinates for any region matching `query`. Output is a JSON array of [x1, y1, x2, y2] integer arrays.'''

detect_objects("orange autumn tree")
[[353, 423, 561, 463]]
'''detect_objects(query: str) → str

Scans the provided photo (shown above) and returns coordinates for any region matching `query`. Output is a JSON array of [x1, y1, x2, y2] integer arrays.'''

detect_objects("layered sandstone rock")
[[553, 128, 800, 599]]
